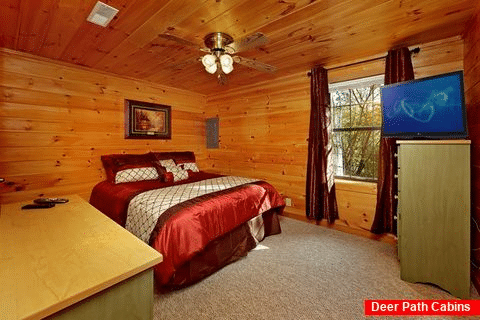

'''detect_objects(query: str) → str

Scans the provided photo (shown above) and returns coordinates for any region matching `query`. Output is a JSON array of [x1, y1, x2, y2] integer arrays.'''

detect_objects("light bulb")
[[221, 64, 233, 74], [220, 54, 234, 74], [205, 63, 217, 74], [220, 54, 233, 67], [202, 54, 216, 67]]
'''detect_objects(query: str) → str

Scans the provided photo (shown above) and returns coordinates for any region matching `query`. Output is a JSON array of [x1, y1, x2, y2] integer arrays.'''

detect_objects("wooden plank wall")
[[0, 49, 206, 203], [464, 5, 480, 294], [205, 36, 464, 236]]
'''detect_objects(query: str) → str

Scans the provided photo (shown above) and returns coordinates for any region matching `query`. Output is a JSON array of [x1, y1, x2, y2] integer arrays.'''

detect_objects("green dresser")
[[397, 140, 470, 299]]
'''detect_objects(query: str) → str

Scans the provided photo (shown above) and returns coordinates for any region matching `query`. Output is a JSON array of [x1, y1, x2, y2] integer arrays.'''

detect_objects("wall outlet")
[[285, 197, 292, 207]]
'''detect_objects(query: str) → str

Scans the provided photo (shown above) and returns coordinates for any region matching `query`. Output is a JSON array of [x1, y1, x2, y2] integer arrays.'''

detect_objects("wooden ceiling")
[[1, 0, 477, 94]]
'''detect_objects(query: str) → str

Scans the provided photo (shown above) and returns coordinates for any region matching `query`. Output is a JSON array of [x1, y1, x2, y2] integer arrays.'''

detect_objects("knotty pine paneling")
[[205, 36, 464, 233], [2, 0, 476, 94], [464, 5, 480, 294], [0, 49, 206, 203]]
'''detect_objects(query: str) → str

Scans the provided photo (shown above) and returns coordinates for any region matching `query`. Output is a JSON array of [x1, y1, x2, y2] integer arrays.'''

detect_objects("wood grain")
[[281, 210, 396, 245], [205, 36, 464, 233], [0, 49, 207, 204], [0, 0, 21, 48], [0, 34, 470, 235], [0, 195, 162, 320], [0, 0, 476, 94]]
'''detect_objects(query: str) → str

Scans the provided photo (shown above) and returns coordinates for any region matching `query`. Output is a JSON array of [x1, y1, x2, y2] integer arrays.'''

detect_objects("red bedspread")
[[90, 172, 221, 227], [89, 173, 285, 286]]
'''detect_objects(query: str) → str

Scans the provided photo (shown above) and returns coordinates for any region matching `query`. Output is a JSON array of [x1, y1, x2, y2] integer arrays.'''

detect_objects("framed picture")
[[125, 99, 171, 139]]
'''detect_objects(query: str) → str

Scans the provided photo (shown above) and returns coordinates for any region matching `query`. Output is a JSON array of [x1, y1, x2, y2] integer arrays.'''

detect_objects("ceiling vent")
[[87, 1, 119, 27]]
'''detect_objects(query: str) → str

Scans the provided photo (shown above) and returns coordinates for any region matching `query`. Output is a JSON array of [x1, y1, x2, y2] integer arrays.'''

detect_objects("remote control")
[[34, 198, 69, 204], [22, 203, 55, 209]]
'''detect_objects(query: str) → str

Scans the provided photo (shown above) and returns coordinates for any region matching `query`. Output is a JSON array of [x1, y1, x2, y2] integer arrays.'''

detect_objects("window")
[[329, 75, 383, 181]]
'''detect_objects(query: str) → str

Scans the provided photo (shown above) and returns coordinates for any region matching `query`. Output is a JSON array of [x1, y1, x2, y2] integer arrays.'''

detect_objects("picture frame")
[[125, 99, 171, 139]]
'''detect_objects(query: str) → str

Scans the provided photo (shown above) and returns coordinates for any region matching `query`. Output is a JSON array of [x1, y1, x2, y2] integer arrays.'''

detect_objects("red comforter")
[[90, 172, 285, 286]]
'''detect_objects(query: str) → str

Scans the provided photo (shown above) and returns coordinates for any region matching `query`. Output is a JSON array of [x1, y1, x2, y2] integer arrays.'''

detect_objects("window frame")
[[329, 75, 384, 182]]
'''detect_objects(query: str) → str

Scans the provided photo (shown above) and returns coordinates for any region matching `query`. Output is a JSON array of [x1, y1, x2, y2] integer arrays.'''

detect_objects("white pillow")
[[169, 166, 189, 182], [159, 159, 176, 168], [115, 167, 159, 184], [182, 162, 199, 172]]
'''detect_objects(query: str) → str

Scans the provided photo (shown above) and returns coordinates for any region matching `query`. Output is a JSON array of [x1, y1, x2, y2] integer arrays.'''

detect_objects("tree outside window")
[[330, 75, 383, 181]]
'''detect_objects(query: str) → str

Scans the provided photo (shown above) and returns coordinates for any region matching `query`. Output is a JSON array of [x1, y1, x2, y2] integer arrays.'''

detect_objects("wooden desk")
[[0, 195, 162, 320]]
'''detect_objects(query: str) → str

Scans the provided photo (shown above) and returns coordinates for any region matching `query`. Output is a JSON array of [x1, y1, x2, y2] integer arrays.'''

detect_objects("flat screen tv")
[[381, 70, 467, 139]]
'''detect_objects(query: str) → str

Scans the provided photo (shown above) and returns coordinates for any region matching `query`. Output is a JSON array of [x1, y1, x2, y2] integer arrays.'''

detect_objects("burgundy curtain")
[[371, 47, 414, 234], [306, 66, 338, 223]]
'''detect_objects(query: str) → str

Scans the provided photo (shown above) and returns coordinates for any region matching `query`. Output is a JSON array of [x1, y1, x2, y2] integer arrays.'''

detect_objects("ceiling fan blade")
[[158, 34, 209, 52], [225, 32, 268, 53], [233, 56, 277, 73]]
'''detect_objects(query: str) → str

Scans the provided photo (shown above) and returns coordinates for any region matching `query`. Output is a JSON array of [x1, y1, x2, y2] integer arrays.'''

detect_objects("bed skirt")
[[160, 208, 282, 288]]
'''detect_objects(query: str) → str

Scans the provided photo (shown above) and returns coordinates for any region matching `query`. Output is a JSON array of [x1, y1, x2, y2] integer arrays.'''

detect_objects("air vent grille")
[[87, 1, 119, 27]]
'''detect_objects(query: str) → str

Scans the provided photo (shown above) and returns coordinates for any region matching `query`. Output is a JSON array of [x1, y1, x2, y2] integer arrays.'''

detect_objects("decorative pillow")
[[168, 166, 189, 182], [101, 153, 155, 183], [154, 158, 189, 182], [181, 162, 200, 172], [158, 159, 176, 169], [163, 172, 174, 183], [114, 167, 159, 184]]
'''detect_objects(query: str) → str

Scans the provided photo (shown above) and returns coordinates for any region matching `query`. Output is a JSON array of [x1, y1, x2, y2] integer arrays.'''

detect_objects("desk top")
[[0, 195, 162, 320]]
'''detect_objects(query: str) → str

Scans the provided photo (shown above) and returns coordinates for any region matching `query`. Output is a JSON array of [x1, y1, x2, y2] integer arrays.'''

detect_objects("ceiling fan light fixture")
[[220, 54, 234, 74], [205, 63, 218, 74], [202, 54, 217, 67], [195, 32, 274, 80], [220, 54, 233, 66], [221, 64, 233, 74], [202, 54, 218, 74]]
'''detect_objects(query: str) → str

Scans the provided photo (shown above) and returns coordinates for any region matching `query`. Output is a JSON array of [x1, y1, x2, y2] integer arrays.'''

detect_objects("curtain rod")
[[307, 47, 420, 77]]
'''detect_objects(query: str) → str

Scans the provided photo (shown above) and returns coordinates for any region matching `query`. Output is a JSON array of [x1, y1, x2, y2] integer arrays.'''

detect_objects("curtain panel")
[[371, 47, 415, 235], [305, 66, 338, 223]]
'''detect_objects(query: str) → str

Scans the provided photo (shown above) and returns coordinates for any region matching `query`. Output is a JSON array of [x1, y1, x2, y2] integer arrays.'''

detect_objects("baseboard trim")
[[281, 210, 397, 245]]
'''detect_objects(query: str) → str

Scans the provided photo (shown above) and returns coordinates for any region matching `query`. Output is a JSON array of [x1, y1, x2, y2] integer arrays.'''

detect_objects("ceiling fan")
[[160, 32, 277, 85]]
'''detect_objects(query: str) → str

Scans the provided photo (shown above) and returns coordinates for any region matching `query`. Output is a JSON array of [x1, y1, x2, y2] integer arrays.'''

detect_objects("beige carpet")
[[154, 216, 478, 319]]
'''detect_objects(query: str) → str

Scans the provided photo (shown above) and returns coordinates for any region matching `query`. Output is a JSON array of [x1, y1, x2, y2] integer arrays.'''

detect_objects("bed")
[[89, 151, 285, 288]]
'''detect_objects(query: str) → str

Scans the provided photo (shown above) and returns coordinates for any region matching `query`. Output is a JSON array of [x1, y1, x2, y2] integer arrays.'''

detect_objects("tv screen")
[[381, 71, 467, 139]]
